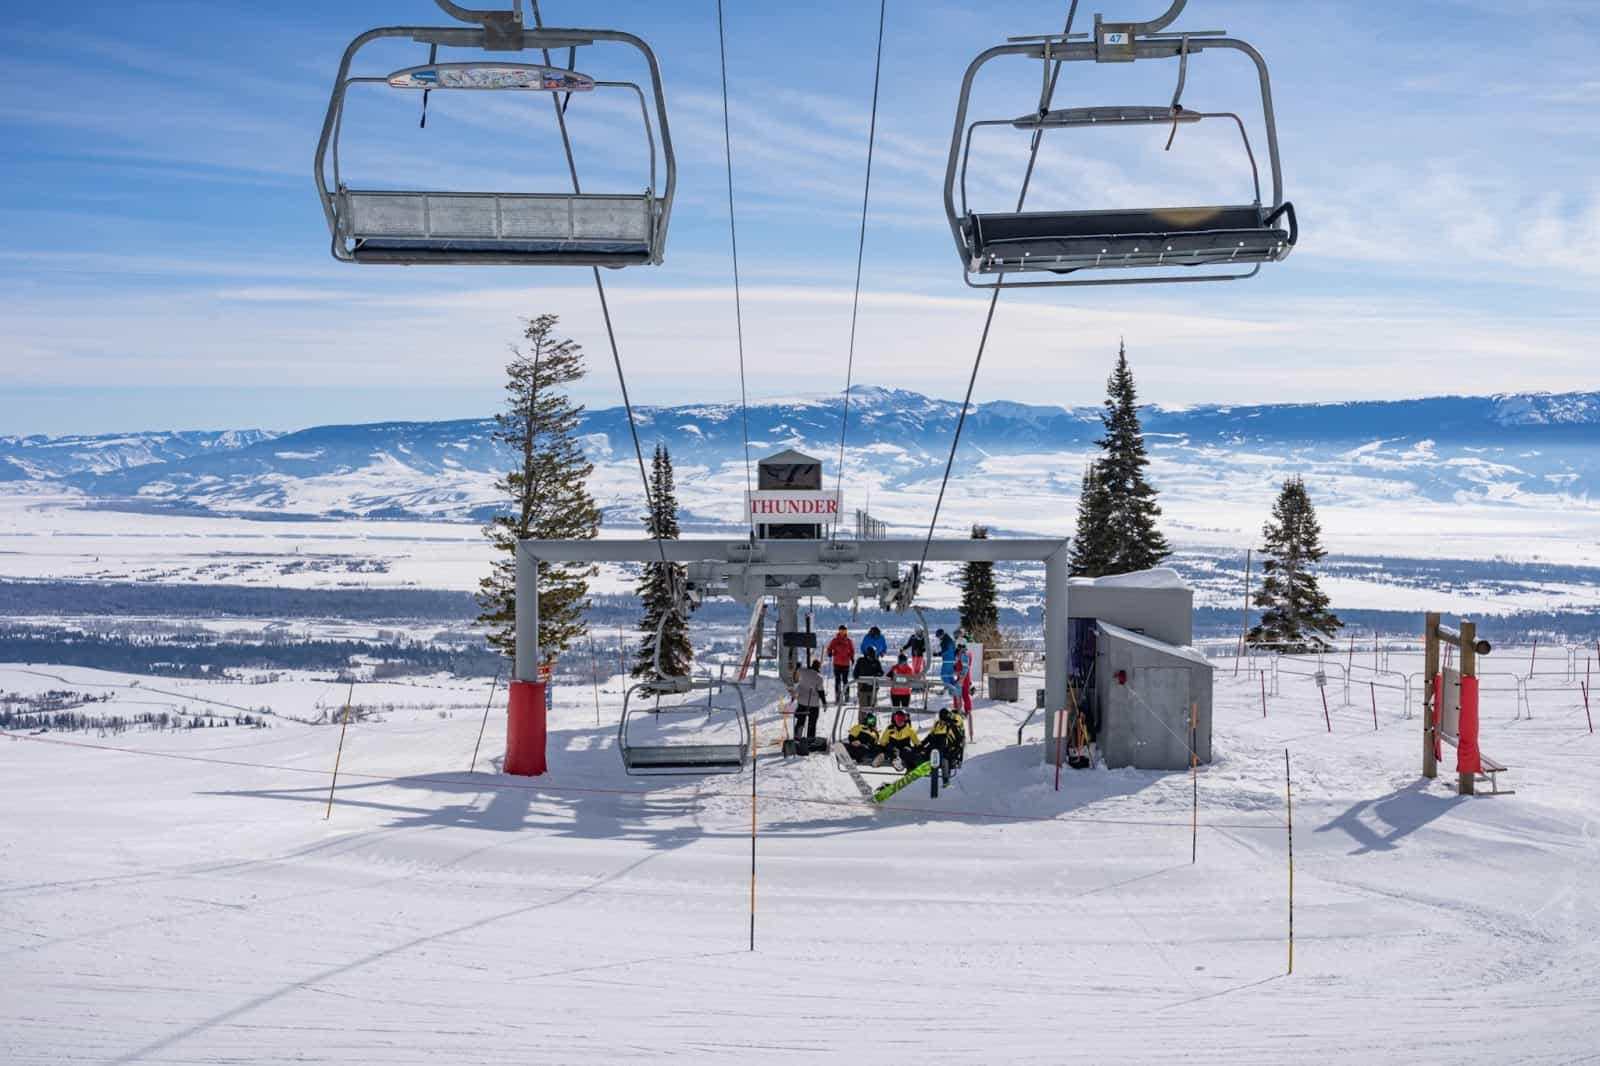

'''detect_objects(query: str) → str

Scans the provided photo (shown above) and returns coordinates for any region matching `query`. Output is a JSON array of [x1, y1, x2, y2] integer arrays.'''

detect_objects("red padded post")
[[504, 679, 548, 777], [1456, 675, 1482, 775]]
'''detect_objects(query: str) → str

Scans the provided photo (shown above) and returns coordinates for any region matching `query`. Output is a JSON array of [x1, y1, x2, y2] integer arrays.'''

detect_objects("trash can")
[[987, 655, 1019, 702]]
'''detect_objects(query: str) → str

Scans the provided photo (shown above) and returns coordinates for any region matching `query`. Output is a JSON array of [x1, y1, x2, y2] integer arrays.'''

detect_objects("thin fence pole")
[[588, 633, 602, 728], [1235, 548, 1250, 677], [469, 668, 501, 773], [1260, 671, 1267, 718], [324, 679, 356, 820], [1582, 681, 1593, 736], [1529, 637, 1537, 678], [1189, 701, 1198, 864], [1370, 681, 1378, 731], [749, 714, 758, 952], [1285, 748, 1294, 976], [1319, 684, 1331, 733]]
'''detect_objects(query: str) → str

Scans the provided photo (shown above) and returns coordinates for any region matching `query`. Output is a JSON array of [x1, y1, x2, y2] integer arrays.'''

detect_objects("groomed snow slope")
[[3, 662, 1598, 1064]]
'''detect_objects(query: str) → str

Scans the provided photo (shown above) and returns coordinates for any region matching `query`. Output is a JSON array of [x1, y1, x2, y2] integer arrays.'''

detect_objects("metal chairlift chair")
[[615, 592, 749, 777], [943, 1, 1295, 288], [314, 1, 675, 267]]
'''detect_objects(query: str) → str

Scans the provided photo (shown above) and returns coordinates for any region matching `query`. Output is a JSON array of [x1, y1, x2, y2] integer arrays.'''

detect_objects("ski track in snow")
[[2, 661, 1599, 1063]]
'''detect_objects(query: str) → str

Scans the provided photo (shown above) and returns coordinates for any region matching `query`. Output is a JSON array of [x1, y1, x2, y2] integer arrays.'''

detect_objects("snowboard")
[[872, 760, 931, 803]]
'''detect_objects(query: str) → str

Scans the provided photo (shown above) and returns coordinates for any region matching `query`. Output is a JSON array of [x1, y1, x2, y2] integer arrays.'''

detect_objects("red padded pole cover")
[[1456, 675, 1482, 775], [505, 679, 548, 777]]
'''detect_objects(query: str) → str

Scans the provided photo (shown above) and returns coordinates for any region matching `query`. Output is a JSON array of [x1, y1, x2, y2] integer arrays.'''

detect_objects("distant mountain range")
[[2, 387, 1596, 527]]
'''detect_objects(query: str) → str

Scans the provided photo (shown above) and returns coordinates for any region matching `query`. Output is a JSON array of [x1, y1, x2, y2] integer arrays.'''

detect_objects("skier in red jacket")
[[824, 625, 855, 704]]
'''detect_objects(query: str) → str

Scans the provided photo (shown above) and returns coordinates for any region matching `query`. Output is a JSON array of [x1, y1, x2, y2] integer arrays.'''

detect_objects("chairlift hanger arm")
[[1104, 0, 1188, 35]]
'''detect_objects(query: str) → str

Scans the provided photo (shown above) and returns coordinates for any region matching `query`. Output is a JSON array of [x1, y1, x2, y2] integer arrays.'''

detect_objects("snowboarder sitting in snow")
[[876, 708, 922, 770], [844, 711, 883, 764], [922, 707, 965, 769]]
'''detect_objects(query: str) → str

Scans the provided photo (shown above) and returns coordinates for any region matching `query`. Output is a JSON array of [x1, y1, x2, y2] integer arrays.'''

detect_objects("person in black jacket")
[[900, 629, 927, 674], [853, 646, 884, 708], [844, 711, 882, 764]]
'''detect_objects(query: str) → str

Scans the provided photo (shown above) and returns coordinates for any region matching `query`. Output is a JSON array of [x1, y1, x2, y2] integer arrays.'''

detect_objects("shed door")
[[1133, 667, 1193, 771]]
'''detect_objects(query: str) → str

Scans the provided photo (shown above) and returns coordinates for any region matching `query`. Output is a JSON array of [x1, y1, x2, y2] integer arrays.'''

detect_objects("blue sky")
[[3, 0, 1597, 435]]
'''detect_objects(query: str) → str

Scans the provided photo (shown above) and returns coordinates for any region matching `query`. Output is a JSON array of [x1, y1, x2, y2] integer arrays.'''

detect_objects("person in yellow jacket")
[[923, 707, 965, 768], [843, 711, 882, 764], [876, 708, 922, 769]]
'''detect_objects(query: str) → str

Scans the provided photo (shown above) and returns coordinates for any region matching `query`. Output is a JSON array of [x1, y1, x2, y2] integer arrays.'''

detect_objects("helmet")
[[862, 713, 878, 729], [939, 707, 955, 722], [892, 709, 909, 725]]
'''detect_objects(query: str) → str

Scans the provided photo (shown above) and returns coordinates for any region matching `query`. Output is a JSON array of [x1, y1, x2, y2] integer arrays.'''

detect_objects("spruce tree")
[[633, 444, 692, 679], [477, 314, 600, 663], [959, 524, 1000, 645], [1247, 476, 1342, 653], [1089, 341, 1171, 575], [1068, 463, 1111, 577]]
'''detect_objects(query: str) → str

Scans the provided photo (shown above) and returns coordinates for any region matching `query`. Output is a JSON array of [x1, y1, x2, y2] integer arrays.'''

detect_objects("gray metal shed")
[[1094, 622, 1213, 771]]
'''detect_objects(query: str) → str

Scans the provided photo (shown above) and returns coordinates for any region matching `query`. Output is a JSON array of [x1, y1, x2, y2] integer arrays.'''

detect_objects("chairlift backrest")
[[313, 16, 674, 268], [943, 8, 1296, 288]]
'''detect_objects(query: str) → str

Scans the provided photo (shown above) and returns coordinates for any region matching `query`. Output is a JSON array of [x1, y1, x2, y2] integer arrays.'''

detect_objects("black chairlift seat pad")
[[352, 237, 651, 266], [622, 744, 746, 771], [967, 204, 1293, 273]]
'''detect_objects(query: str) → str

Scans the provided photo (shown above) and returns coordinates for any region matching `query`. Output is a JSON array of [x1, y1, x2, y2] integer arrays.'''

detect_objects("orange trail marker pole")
[[324, 679, 356, 820]]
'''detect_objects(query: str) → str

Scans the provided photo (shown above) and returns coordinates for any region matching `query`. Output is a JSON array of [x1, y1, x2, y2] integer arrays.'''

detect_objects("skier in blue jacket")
[[860, 625, 888, 661]]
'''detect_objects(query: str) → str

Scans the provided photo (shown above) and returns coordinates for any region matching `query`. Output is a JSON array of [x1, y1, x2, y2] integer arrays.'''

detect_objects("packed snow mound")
[[1070, 566, 1189, 590]]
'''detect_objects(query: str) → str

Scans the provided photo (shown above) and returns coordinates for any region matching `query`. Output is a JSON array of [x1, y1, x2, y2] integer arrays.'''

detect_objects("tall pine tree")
[[477, 314, 600, 662], [1247, 475, 1341, 653], [633, 444, 692, 679], [1069, 463, 1110, 576], [1072, 341, 1171, 576], [959, 524, 1000, 645]]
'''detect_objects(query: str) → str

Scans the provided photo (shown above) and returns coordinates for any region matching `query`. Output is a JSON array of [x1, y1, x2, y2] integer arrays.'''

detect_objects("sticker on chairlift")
[[386, 63, 595, 92]]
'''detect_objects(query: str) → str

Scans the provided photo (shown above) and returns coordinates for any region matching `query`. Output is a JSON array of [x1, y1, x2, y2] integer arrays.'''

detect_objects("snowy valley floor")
[[3, 661, 1599, 1064]]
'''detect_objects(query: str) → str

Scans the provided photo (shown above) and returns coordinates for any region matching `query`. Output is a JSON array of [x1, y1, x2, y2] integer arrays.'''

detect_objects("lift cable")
[[529, 0, 669, 573], [831, 0, 888, 514], [715, 0, 758, 541], [915, 0, 1078, 579]]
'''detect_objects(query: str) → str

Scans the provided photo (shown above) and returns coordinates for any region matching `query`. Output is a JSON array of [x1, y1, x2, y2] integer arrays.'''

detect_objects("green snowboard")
[[872, 760, 931, 803]]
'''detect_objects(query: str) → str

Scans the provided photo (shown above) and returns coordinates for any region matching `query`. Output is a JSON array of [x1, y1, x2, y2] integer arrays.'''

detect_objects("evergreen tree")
[[958, 524, 1000, 645], [477, 314, 600, 663], [1084, 341, 1171, 575], [1068, 463, 1111, 577], [1247, 476, 1342, 653], [633, 444, 692, 679]]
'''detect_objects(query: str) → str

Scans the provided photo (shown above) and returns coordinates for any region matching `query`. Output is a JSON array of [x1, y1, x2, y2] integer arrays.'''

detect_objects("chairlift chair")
[[314, 1, 675, 267], [943, 2, 1296, 287], [617, 676, 751, 776]]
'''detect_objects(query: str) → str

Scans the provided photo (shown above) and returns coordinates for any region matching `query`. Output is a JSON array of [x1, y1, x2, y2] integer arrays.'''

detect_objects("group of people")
[[785, 623, 977, 758], [842, 706, 965, 772], [823, 624, 975, 714]]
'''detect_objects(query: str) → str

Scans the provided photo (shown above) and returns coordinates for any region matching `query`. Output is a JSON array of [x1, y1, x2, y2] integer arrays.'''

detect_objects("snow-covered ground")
[[4, 658, 1598, 1063]]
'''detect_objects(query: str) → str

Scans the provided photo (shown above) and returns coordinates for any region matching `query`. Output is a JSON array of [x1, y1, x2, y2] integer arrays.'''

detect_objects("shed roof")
[[1097, 621, 1213, 669]]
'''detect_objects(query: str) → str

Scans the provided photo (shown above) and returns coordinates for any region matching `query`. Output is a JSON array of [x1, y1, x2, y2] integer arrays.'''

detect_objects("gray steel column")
[[777, 594, 799, 680], [514, 541, 540, 682], [1043, 543, 1069, 757]]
